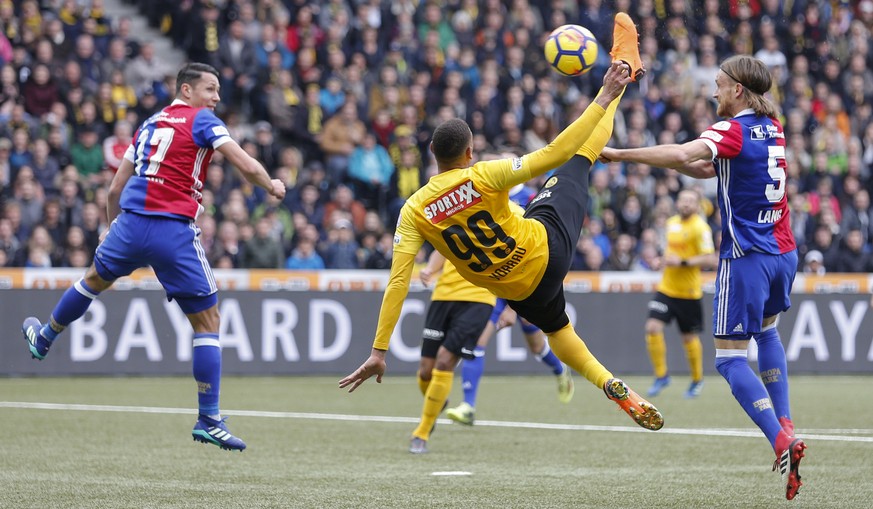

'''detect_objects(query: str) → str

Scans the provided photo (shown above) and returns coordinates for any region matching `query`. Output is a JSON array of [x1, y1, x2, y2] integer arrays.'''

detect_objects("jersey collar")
[[733, 108, 755, 118], [171, 99, 189, 106]]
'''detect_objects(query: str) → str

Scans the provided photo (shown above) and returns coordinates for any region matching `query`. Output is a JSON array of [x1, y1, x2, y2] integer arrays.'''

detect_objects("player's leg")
[[680, 332, 704, 398], [756, 317, 793, 435], [574, 12, 641, 163], [509, 293, 663, 431], [22, 214, 142, 359], [644, 293, 671, 396], [676, 297, 705, 398], [522, 319, 574, 403], [152, 218, 244, 451], [411, 302, 490, 452], [446, 320, 491, 426], [757, 250, 799, 438], [459, 301, 505, 410], [713, 255, 803, 498]]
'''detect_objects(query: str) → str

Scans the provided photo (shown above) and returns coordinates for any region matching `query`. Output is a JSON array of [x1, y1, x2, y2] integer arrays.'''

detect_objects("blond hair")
[[720, 55, 779, 118]]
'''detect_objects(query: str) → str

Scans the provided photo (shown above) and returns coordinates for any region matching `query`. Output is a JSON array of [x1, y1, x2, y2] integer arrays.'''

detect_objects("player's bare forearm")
[[601, 140, 715, 178], [217, 140, 285, 198], [107, 159, 135, 222]]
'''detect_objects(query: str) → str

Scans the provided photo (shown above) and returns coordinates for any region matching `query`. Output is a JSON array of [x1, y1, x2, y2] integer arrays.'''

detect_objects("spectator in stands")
[[834, 228, 871, 273], [320, 100, 366, 184], [23, 63, 58, 119], [29, 138, 59, 196], [57, 178, 83, 231], [347, 132, 394, 210], [13, 171, 43, 235], [185, 1, 221, 69], [841, 189, 873, 246], [285, 237, 324, 270], [210, 220, 243, 268], [252, 121, 280, 173], [323, 218, 360, 269], [241, 217, 284, 269], [79, 201, 102, 254], [364, 231, 394, 270], [102, 120, 132, 174], [39, 198, 67, 249], [70, 126, 104, 186], [289, 182, 324, 231], [0, 217, 21, 264], [218, 19, 258, 116], [322, 184, 366, 233], [802, 250, 826, 275], [125, 41, 165, 98], [21, 224, 55, 267]]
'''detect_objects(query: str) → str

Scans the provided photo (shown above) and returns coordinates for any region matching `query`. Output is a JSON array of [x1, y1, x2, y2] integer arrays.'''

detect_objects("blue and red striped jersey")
[[120, 100, 232, 220], [698, 109, 796, 258]]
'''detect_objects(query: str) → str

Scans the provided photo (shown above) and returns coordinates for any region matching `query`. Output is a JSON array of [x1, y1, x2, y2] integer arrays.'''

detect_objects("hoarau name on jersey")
[[757, 208, 783, 224]]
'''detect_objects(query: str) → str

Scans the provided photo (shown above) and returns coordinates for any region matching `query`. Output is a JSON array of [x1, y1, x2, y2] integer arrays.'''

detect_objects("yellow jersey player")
[[644, 189, 717, 398], [410, 250, 496, 453], [341, 14, 664, 454]]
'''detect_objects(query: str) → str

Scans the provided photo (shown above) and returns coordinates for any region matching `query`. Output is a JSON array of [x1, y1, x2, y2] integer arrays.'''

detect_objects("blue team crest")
[[750, 125, 765, 140]]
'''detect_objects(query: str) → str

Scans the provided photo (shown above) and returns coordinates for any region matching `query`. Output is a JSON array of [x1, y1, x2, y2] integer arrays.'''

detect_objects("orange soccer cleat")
[[604, 378, 664, 430], [609, 12, 645, 81]]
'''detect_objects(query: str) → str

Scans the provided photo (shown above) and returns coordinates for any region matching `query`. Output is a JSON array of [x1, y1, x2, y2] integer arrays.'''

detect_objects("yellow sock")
[[576, 88, 626, 162], [417, 371, 430, 396], [546, 323, 613, 389], [412, 368, 452, 440], [646, 332, 668, 378], [684, 336, 703, 382]]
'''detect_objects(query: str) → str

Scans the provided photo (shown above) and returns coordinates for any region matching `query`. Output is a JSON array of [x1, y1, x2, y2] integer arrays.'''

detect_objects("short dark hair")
[[175, 63, 219, 95], [431, 118, 472, 163]]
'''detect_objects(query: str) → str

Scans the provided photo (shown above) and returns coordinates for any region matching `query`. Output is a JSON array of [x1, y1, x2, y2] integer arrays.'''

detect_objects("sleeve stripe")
[[701, 139, 718, 160]]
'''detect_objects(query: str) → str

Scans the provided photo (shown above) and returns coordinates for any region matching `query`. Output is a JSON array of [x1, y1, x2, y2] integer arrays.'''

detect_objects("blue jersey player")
[[22, 63, 286, 451], [601, 55, 806, 500]]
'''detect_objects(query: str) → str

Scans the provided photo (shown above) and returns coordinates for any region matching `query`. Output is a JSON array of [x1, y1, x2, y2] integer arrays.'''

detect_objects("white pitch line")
[[2, 401, 873, 444]]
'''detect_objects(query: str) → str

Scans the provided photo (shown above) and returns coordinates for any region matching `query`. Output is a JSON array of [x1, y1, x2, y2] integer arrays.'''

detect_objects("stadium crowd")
[[1, 0, 872, 273]]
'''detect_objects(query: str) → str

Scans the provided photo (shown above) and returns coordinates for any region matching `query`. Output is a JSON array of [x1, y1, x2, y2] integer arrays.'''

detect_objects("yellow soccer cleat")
[[446, 402, 475, 426], [557, 363, 575, 403]]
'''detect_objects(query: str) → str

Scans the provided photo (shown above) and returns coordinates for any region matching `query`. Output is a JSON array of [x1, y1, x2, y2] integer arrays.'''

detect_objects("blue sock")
[[755, 327, 791, 421], [534, 341, 564, 375], [716, 352, 782, 448], [43, 279, 101, 341], [462, 346, 486, 407], [192, 333, 222, 417]]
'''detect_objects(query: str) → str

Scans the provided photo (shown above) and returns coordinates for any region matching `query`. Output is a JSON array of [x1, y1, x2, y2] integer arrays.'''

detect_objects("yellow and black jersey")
[[431, 258, 496, 305], [658, 214, 714, 300], [371, 102, 607, 350], [395, 160, 550, 301]]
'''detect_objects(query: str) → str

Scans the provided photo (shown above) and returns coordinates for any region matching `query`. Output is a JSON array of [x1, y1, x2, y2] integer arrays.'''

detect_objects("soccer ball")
[[544, 24, 599, 76]]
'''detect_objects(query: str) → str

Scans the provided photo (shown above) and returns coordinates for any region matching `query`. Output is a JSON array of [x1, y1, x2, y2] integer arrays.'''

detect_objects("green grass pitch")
[[1, 375, 871, 508]]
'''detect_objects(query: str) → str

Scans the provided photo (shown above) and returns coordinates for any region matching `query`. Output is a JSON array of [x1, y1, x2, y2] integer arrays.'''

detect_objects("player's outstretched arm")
[[523, 62, 631, 178], [339, 250, 417, 392], [217, 140, 286, 200], [107, 158, 136, 223], [419, 250, 446, 287], [600, 140, 716, 179]]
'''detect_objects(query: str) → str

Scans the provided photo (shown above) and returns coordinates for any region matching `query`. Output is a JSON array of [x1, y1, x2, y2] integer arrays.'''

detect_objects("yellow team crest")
[[545, 176, 558, 188]]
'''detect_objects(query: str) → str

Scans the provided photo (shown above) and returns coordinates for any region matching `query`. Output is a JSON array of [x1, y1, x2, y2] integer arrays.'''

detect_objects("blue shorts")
[[712, 250, 797, 339], [94, 212, 217, 313]]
